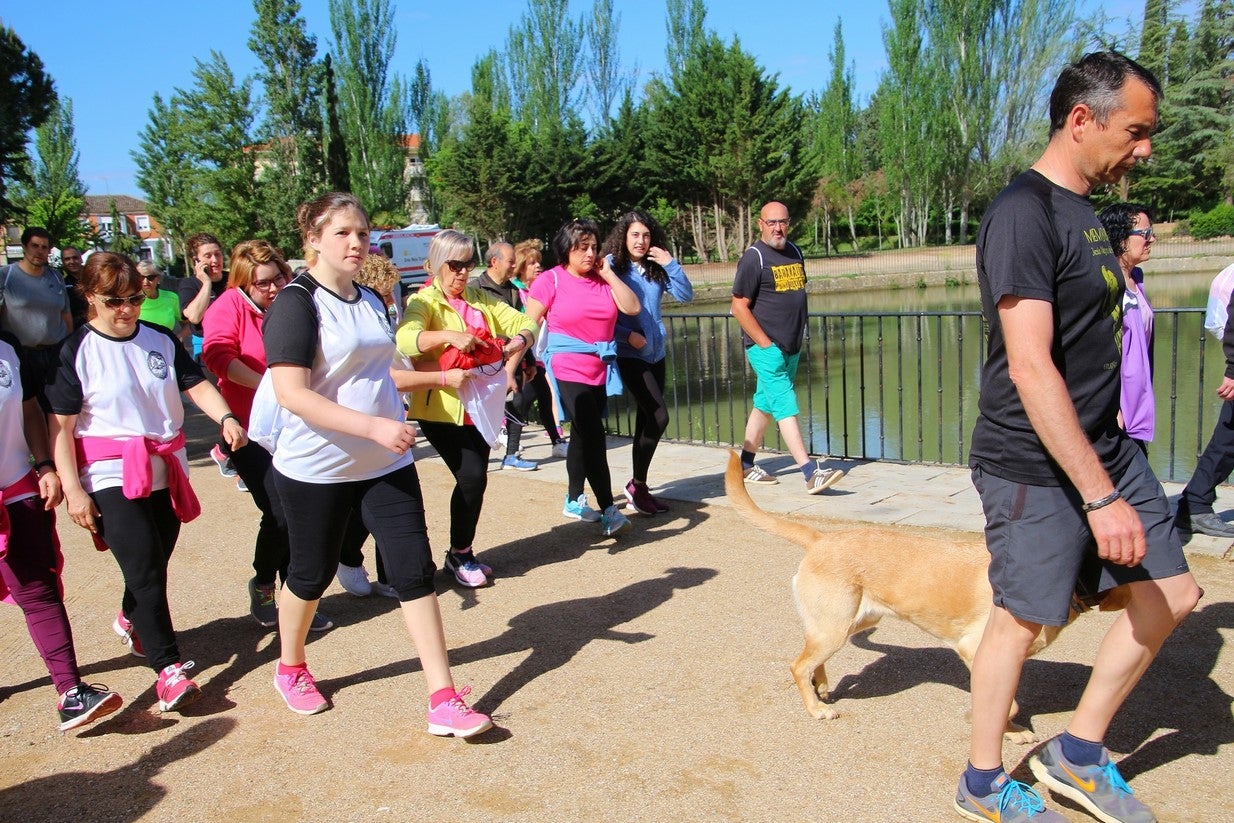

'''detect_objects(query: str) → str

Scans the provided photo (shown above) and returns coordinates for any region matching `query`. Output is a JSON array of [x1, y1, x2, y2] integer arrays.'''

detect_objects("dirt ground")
[[1, 419, 1232, 822]]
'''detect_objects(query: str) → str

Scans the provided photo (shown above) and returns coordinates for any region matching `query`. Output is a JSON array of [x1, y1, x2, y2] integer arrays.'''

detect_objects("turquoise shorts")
[[745, 344, 801, 421]]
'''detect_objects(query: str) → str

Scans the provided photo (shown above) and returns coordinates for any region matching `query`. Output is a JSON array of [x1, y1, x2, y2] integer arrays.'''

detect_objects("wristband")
[[33, 459, 56, 472], [1081, 489, 1121, 512], [220, 413, 239, 427]]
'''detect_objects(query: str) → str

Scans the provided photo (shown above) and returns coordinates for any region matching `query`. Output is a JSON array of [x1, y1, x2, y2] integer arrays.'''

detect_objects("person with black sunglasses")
[[397, 229, 536, 588], [46, 252, 247, 714]]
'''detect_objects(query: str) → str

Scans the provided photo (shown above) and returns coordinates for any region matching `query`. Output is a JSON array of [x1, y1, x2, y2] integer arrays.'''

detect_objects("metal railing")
[[604, 307, 1222, 483]]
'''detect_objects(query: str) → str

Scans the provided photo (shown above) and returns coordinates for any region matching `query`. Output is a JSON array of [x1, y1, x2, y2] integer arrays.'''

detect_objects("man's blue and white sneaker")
[[955, 772, 1066, 822], [562, 493, 601, 522], [444, 550, 488, 588], [600, 504, 632, 536], [501, 454, 538, 471], [1029, 736, 1157, 823]]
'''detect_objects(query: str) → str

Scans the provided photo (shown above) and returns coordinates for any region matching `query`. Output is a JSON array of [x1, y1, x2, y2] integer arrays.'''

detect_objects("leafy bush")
[[1189, 204, 1234, 239]]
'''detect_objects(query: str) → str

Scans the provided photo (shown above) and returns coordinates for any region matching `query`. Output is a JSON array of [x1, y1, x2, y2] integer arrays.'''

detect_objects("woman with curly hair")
[[601, 211, 693, 514]]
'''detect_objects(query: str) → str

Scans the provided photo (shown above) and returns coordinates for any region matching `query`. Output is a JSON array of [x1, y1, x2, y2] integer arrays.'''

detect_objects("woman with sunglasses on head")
[[1098, 203, 1157, 451], [47, 252, 248, 714], [525, 218, 641, 537], [397, 230, 537, 588], [601, 211, 693, 515], [135, 261, 182, 334], [0, 329, 124, 732], [202, 240, 334, 630], [262, 194, 490, 736]]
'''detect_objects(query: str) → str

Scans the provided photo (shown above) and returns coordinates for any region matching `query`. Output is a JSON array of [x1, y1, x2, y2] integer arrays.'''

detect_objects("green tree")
[[808, 21, 860, 251], [134, 93, 208, 262], [0, 26, 56, 223], [106, 198, 142, 257], [322, 54, 351, 193], [173, 52, 261, 245], [328, 0, 410, 217], [507, 0, 582, 130], [15, 97, 90, 248], [249, 0, 325, 254], [664, 0, 707, 78], [584, 0, 629, 128]]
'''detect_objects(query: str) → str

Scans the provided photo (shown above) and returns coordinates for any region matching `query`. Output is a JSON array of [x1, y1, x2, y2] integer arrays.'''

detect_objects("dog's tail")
[[724, 451, 826, 551]]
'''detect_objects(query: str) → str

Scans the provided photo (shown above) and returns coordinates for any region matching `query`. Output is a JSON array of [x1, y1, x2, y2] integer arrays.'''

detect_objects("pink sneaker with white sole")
[[426, 686, 492, 738]]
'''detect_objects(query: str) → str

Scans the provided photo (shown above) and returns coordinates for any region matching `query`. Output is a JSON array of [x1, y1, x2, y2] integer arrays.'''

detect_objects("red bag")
[[437, 324, 504, 371]]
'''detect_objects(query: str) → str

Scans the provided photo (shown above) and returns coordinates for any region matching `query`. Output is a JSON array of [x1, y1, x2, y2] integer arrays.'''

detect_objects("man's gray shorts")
[[971, 448, 1190, 626]]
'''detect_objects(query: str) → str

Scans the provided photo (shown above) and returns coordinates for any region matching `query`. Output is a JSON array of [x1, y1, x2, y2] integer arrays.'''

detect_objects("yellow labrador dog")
[[723, 452, 1125, 742]]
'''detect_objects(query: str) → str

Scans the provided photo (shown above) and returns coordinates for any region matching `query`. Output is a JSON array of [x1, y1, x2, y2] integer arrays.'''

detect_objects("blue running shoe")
[[562, 493, 601, 522], [954, 772, 1066, 822], [1029, 736, 1157, 823], [601, 504, 632, 536], [501, 453, 538, 471]]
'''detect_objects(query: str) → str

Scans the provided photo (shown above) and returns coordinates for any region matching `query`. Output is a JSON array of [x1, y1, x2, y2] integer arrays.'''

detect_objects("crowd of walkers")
[[0, 196, 711, 739]]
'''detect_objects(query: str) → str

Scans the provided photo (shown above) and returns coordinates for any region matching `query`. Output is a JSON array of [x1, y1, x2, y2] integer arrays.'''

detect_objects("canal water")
[[633, 268, 1228, 482]]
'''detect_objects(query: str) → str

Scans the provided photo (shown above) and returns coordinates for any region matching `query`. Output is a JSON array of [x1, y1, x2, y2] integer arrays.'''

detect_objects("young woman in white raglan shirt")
[[261, 192, 490, 736]]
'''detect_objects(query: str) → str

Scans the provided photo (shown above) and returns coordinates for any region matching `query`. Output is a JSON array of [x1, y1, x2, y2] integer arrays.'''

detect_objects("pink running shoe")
[[113, 610, 145, 657], [274, 664, 328, 715], [156, 661, 200, 712], [426, 685, 492, 738]]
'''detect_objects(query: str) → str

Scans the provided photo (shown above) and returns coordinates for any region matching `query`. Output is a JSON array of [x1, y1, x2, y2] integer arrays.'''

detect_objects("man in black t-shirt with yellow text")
[[955, 52, 1200, 823], [731, 201, 843, 494]]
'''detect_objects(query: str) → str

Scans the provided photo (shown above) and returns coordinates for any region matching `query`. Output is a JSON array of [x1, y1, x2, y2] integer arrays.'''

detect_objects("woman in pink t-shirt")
[[526, 219, 640, 537]]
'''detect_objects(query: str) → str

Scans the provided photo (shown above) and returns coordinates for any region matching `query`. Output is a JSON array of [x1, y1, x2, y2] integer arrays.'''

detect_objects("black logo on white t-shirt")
[[0, 359, 11, 389], [147, 351, 169, 379]]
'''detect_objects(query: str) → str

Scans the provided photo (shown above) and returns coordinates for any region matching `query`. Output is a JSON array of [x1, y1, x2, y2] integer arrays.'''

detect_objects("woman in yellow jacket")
[[397, 230, 535, 587]]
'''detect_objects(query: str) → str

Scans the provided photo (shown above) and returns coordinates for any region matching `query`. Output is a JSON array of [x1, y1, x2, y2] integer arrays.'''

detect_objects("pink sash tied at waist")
[[76, 432, 202, 523], [0, 471, 40, 561]]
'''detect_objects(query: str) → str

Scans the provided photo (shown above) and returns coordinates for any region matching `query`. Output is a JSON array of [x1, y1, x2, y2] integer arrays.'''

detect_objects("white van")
[[374, 225, 440, 292]]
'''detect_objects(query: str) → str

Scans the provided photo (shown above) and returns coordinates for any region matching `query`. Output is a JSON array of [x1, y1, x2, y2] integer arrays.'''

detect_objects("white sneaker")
[[336, 563, 372, 596], [552, 441, 569, 458], [497, 427, 508, 448]]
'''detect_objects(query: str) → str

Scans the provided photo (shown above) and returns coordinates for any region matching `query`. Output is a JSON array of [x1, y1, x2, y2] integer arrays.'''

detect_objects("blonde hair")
[[296, 192, 369, 265], [424, 229, 476, 282], [513, 238, 543, 281], [229, 239, 291, 291], [356, 253, 400, 299]]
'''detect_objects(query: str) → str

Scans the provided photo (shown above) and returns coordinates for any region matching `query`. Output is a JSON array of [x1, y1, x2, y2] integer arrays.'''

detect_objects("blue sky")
[[2, 0, 1144, 199]]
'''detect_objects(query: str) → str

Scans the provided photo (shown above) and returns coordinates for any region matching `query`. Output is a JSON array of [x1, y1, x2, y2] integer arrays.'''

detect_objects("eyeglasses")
[[252, 273, 288, 290], [1128, 227, 1155, 240], [141, 273, 162, 281], [445, 259, 475, 274], [761, 218, 791, 228], [98, 294, 146, 308]]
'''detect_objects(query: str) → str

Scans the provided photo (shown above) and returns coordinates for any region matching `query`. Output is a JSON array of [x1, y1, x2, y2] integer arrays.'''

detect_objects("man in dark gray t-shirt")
[[0, 227, 72, 389], [730, 201, 843, 495]]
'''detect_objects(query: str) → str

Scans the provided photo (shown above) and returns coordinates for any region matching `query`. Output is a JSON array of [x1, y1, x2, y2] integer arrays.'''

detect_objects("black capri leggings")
[[415, 420, 491, 551], [557, 379, 615, 509], [273, 463, 436, 602], [92, 487, 182, 672]]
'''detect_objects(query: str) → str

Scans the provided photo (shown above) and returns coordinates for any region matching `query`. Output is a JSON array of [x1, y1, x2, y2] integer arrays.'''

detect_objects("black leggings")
[[228, 441, 289, 585], [416, 421, 490, 550], [274, 463, 436, 602], [616, 357, 669, 483], [92, 487, 182, 672], [557, 379, 614, 509]]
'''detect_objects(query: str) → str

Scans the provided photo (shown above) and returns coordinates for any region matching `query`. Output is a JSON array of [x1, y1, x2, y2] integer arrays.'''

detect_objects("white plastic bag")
[[459, 366, 510, 447], [247, 370, 286, 453], [1205, 262, 1234, 339]]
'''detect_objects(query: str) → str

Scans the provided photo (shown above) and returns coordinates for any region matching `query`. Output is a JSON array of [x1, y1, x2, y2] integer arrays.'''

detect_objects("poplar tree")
[[249, 0, 324, 253], [16, 98, 89, 248], [134, 93, 209, 262]]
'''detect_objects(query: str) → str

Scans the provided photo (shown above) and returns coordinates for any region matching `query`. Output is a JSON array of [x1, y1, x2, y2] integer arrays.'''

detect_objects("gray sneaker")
[[1029, 736, 1156, 823], [1189, 512, 1234, 538], [248, 578, 277, 627], [955, 772, 1066, 822]]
